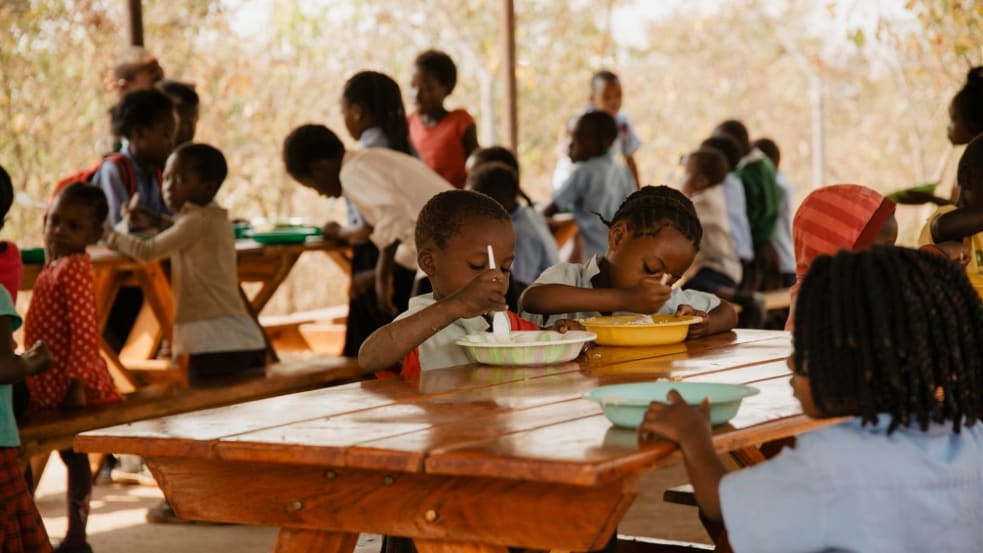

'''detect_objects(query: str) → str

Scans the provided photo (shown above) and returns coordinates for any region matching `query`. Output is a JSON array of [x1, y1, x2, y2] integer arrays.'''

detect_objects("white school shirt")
[[720, 417, 983, 553], [518, 256, 721, 328], [722, 173, 753, 263], [771, 170, 796, 274], [689, 185, 742, 284], [395, 293, 491, 371], [340, 149, 451, 270]]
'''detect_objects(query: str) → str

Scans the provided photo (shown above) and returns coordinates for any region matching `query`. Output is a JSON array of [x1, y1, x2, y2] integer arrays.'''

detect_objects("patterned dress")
[[24, 253, 120, 409]]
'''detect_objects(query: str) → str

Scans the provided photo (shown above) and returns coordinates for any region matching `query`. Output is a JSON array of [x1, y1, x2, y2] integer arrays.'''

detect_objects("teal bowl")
[[583, 381, 759, 428], [232, 222, 253, 239], [251, 226, 321, 245], [21, 247, 45, 265]]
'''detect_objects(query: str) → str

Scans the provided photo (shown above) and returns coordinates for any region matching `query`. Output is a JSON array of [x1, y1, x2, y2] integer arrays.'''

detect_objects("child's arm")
[[931, 206, 983, 243], [520, 276, 672, 317], [676, 302, 738, 339], [375, 241, 400, 316], [625, 153, 641, 189], [0, 319, 51, 385], [106, 212, 197, 263], [359, 269, 508, 371], [639, 390, 727, 521], [461, 124, 479, 159]]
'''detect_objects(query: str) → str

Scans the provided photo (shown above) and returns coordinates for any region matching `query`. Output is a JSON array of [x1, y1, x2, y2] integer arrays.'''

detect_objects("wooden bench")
[[18, 356, 365, 460], [259, 306, 348, 353]]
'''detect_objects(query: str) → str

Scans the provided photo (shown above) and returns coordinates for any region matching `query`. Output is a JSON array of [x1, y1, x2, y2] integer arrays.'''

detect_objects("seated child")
[[920, 133, 983, 281], [0, 288, 52, 553], [680, 148, 742, 297], [282, 124, 451, 356], [408, 49, 478, 188], [701, 136, 754, 270], [752, 137, 796, 287], [25, 183, 122, 553], [523, 186, 738, 338], [545, 111, 636, 260], [0, 166, 23, 300], [157, 79, 199, 146], [466, 151, 559, 290], [640, 246, 983, 553], [789, 184, 897, 330], [106, 143, 267, 380]]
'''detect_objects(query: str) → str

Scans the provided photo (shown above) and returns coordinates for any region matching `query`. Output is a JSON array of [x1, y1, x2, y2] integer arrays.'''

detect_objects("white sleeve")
[[341, 162, 406, 251]]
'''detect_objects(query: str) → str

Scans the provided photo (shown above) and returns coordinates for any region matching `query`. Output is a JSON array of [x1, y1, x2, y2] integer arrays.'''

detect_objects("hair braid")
[[602, 185, 702, 249]]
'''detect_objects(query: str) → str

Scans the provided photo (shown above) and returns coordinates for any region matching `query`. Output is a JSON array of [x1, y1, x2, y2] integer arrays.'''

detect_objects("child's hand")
[[551, 319, 584, 333], [638, 389, 711, 446], [321, 221, 344, 242], [22, 341, 53, 376], [676, 304, 710, 339], [937, 241, 971, 268], [446, 269, 508, 319], [61, 378, 87, 410], [350, 269, 375, 299], [621, 276, 672, 313]]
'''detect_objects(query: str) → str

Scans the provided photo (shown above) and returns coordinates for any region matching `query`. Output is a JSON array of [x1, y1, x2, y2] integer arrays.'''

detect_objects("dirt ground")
[[35, 455, 709, 552]]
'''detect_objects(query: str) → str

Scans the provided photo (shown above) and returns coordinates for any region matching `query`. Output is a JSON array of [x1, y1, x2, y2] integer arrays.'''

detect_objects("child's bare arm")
[[521, 277, 672, 316], [706, 302, 738, 335], [0, 317, 51, 384], [638, 390, 728, 521], [931, 206, 983, 244], [461, 124, 479, 159], [375, 241, 400, 316]]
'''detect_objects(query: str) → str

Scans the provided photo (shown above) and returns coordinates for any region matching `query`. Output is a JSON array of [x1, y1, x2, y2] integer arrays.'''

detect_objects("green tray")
[[21, 247, 45, 265], [251, 226, 321, 245]]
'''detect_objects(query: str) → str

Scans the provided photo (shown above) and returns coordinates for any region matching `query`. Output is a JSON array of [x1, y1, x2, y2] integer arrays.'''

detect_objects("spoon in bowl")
[[487, 245, 511, 339]]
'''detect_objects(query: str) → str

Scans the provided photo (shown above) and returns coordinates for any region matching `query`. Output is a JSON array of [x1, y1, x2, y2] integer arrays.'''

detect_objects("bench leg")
[[272, 528, 358, 553]]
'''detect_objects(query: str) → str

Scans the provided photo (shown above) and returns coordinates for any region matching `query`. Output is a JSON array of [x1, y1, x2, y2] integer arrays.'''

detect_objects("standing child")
[[0, 291, 52, 553], [545, 111, 635, 260], [407, 49, 478, 189], [523, 186, 738, 337], [283, 124, 450, 356], [0, 166, 23, 300], [25, 184, 122, 553], [640, 247, 983, 553], [753, 137, 796, 287], [106, 143, 267, 382]]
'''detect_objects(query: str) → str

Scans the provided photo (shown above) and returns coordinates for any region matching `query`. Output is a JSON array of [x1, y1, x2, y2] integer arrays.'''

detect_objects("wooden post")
[[499, 0, 518, 151], [126, 0, 144, 47]]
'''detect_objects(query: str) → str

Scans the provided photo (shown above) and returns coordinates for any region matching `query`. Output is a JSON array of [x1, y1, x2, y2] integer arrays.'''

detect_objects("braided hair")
[[793, 246, 983, 434], [602, 185, 702, 249], [342, 71, 414, 156], [952, 66, 983, 139]]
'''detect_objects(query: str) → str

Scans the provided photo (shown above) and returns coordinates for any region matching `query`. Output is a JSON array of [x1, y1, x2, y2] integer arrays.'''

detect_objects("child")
[[679, 149, 742, 293], [407, 49, 478, 188], [25, 183, 122, 553], [523, 186, 738, 338], [545, 111, 635, 260], [640, 247, 983, 553], [752, 137, 795, 287], [920, 133, 983, 280], [701, 136, 754, 270], [788, 184, 896, 331], [157, 79, 200, 146], [0, 290, 52, 553], [282, 124, 450, 356], [106, 143, 267, 381], [0, 166, 23, 300], [466, 151, 559, 290], [91, 88, 176, 230]]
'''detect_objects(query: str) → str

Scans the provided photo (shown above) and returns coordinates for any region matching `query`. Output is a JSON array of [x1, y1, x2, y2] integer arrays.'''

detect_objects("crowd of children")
[[1, 39, 982, 553]]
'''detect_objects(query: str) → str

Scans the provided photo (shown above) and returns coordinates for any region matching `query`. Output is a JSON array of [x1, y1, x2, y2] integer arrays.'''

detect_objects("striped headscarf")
[[787, 185, 896, 330]]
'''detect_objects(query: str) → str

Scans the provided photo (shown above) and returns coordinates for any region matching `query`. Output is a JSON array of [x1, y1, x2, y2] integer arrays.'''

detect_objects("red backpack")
[[50, 152, 137, 203]]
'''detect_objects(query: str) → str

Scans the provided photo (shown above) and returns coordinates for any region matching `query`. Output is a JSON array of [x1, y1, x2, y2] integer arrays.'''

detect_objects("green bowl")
[[583, 381, 759, 429], [232, 222, 253, 239], [251, 226, 321, 245], [21, 247, 45, 264]]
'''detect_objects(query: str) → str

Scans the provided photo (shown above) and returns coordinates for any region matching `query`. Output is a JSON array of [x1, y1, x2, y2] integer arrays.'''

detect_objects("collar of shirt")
[[359, 127, 389, 149], [737, 148, 766, 170]]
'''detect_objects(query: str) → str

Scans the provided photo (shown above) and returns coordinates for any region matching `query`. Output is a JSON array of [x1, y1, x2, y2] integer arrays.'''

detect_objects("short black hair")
[[415, 49, 458, 94], [157, 79, 200, 108], [794, 246, 983, 434], [591, 70, 620, 90], [467, 162, 520, 210], [282, 124, 344, 180], [957, 133, 983, 197], [952, 66, 983, 137], [714, 119, 750, 156], [416, 189, 510, 251], [604, 185, 702, 248], [55, 182, 109, 225], [470, 146, 519, 176], [176, 143, 227, 200], [701, 136, 741, 171], [752, 137, 780, 168], [0, 165, 12, 222], [575, 111, 619, 151], [687, 148, 729, 186], [111, 89, 174, 138], [342, 71, 413, 156]]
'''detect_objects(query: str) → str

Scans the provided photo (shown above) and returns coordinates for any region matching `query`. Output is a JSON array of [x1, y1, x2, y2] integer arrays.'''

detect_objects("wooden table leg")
[[246, 252, 302, 314], [413, 540, 508, 553], [273, 528, 358, 553]]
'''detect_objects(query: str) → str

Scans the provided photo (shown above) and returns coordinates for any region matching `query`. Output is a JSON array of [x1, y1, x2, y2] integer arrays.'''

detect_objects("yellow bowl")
[[580, 315, 703, 347], [970, 276, 983, 302]]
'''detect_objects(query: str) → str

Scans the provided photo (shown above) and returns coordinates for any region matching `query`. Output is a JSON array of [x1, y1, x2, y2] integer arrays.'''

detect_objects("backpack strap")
[[104, 153, 137, 197]]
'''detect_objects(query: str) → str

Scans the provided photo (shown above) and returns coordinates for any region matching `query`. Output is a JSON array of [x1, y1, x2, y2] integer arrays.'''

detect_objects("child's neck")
[[591, 258, 614, 290], [49, 248, 85, 262], [420, 106, 449, 125]]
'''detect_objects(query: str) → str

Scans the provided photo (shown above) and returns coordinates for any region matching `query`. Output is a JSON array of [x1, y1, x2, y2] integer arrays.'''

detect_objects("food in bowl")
[[580, 314, 703, 346], [583, 381, 759, 428], [456, 330, 596, 366]]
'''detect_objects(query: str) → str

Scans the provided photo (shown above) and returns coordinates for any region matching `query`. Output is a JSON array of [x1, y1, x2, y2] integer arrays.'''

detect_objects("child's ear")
[[608, 222, 627, 251], [418, 248, 437, 277]]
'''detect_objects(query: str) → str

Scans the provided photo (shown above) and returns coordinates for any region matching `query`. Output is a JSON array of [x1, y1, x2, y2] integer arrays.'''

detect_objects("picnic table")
[[77, 329, 834, 552], [19, 239, 350, 390]]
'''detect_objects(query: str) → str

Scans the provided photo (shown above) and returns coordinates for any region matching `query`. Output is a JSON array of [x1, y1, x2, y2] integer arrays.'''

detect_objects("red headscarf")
[[787, 185, 896, 330]]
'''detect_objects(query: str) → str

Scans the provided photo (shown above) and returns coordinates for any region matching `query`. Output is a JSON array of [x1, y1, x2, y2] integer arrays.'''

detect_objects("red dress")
[[407, 109, 475, 189], [24, 254, 121, 409], [0, 242, 22, 303]]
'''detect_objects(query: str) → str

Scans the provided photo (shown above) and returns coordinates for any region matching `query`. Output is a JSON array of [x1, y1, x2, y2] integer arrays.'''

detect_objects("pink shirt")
[[408, 109, 474, 189], [0, 242, 22, 303]]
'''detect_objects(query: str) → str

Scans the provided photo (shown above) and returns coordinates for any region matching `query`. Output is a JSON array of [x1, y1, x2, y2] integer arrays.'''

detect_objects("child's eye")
[[467, 263, 485, 271]]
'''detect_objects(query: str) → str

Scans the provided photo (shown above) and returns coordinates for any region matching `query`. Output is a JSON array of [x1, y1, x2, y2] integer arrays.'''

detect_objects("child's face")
[[174, 105, 199, 146], [606, 224, 697, 289], [411, 67, 448, 115], [948, 100, 975, 146], [163, 152, 205, 212], [591, 80, 622, 116], [44, 196, 101, 260], [421, 217, 516, 300], [130, 113, 176, 167], [568, 120, 604, 163], [788, 356, 821, 418], [297, 159, 343, 198], [341, 97, 370, 140]]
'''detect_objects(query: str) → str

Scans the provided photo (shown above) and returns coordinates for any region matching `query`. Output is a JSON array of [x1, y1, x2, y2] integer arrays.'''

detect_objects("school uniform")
[[519, 256, 721, 328], [720, 418, 983, 553], [685, 185, 742, 291], [552, 107, 642, 190], [552, 155, 635, 260], [722, 172, 754, 264], [772, 171, 796, 286], [510, 205, 560, 287], [92, 144, 170, 228]]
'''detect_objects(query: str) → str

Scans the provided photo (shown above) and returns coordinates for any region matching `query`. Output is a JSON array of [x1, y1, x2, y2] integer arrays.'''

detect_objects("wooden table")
[[77, 330, 834, 552]]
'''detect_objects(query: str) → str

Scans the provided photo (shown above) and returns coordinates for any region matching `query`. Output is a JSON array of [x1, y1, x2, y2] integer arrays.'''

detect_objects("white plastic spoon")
[[487, 245, 510, 338]]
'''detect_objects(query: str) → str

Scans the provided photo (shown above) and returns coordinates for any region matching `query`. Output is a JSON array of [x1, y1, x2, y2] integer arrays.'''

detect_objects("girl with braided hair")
[[520, 186, 738, 339], [640, 246, 983, 553]]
